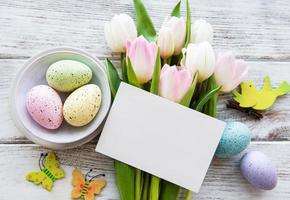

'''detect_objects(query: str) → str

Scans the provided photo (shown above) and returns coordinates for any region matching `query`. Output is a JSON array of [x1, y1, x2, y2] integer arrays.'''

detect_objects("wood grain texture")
[[0, 142, 288, 200], [1, 59, 289, 142], [1, 0, 290, 60], [1, 0, 290, 199]]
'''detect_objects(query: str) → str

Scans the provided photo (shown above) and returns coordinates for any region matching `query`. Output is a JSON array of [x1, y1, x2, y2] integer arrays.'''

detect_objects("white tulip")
[[104, 14, 137, 53], [162, 16, 186, 55], [191, 19, 213, 44], [157, 27, 175, 59], [182, 41, 215, 82]]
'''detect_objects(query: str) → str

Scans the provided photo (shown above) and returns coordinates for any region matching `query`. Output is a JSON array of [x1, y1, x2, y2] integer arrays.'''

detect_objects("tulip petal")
[[159, 65, 193, 103], [127, 57, 141, 87], [126, 36, 157, 84], [215, 51, 236, 89], [158, 27, 175, 59], [162, 17, 186, 55], [191, 19, 213, 44], [104, 14, 137, 53], [214, 51, 248, 92], [230, 59, 248, 90], [104, 23, 115, 51]]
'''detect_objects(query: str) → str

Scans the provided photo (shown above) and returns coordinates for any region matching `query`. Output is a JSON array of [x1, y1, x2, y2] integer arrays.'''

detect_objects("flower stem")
[[159, 180, 179, 200], [149, 175, 160, 200], [185, 190, 192, 200], [203, 75, 218, 117], [164, 57, 172, 65], [121, 53, 128, 82], [135, 169, 143, 200], [141, 173, 150, 200]]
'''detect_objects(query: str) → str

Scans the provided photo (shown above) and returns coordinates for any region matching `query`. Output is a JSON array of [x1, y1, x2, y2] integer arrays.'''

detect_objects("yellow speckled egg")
[[63, 84, 102, 127]]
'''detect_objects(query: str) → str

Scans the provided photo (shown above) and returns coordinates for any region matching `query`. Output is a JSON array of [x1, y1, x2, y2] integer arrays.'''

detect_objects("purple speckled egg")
[[26, 85, 63, 129], [240, 151, 278, 190]]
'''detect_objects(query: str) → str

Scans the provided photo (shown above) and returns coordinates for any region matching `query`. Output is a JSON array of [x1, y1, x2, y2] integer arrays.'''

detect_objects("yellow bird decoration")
[[232, 76, 290, 110]]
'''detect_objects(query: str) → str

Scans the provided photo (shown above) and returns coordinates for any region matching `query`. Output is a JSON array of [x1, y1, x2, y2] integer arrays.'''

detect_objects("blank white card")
[[96, 83, 225, 193]]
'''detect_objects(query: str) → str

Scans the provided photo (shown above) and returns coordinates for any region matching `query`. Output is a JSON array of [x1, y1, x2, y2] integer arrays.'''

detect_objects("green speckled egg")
[[63, 84, 102, 127], [46, 60, 92, 92]]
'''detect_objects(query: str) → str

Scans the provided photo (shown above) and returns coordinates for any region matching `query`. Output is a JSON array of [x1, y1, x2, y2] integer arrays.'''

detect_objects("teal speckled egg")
[[215, 122, 251, 158], [46, 60, 92, 92]]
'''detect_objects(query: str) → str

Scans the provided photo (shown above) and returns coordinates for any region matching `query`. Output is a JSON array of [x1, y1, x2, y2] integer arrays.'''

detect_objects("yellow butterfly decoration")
[[233, 76, 290, 110], [71, 168, 106, 200], [26, 152, 65, 191]]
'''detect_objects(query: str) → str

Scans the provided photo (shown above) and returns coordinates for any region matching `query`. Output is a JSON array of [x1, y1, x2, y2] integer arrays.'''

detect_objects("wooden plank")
[[0, 142, 288, 199], [0, 0, 290, 60], [1, 59, 290, 142]]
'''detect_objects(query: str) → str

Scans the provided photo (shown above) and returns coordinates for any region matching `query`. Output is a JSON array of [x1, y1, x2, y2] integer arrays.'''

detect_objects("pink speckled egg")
[[26, 85, 63, 129]]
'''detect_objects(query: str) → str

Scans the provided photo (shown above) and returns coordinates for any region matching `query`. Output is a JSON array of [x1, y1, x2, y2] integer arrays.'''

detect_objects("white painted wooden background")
[[1, 0, 290, 199]]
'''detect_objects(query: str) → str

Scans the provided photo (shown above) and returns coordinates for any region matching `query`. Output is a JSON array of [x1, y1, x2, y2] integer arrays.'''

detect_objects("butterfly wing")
[[84, 192, 94, 200], [83, 178, 107, 200], [90, 178, 107, 194], [26, 171, 46, 185], [71, 169, 86, 199], [45, 152, 60, 168], [44, 152, 65, 179], [50, 168, 65, 179], [41, 175, 54, 191]]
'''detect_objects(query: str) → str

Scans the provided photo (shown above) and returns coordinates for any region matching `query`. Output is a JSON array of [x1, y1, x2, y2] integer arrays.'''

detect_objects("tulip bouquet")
[[104, 0, 248, 200]]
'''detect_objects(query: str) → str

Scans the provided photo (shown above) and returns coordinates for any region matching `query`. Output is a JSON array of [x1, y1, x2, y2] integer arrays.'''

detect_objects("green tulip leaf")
[[171, 0, 181, 17], [195, 85, 221, 112], [180, 72, 198, 107], [127, 57, 142, 88], [114, 161, 135, 200], [133, 0, 157, 42], [203, 76, 219, 117], [105, 58, 121, 98], [150, 49, 161, 94], [184, 0, 191, 48]]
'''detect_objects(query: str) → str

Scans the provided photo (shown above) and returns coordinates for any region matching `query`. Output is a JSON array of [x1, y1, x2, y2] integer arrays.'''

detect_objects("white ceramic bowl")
[[10, 47, 111, 149]]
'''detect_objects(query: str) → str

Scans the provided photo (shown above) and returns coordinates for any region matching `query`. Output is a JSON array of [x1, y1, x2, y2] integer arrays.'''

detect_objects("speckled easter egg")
[[215, 122, 251, 158], [241, 151, 278, 190], [26, 85, 63, 129], [63, 84, 102, 127], [46, 60, 92, 92]]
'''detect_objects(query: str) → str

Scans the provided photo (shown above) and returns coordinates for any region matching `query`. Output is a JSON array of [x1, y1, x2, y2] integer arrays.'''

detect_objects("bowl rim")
[[10, 47, 111, 149]]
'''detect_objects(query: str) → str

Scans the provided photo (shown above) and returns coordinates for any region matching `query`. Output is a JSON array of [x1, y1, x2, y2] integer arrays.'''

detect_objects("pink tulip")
[[126, 36, 158, 84], [159, 64, 193, 103], [214, 51, 248, 92]]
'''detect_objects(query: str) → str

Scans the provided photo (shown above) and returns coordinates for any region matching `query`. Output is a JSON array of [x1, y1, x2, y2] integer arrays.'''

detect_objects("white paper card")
[[96, 83, 225, 192]]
